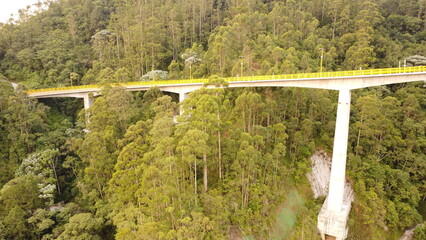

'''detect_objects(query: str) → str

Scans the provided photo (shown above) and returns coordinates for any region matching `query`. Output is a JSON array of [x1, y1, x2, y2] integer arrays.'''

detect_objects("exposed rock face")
[[307, 151, 354, 202], [399, 224, 424, 240], [307, 151, 331, 198]]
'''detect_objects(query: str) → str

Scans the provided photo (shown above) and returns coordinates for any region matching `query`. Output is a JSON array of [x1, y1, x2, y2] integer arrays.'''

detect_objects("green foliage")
[[57, 213, 103, 240], [0, 87, 49, 184], [413, 224, 426, 240], [0, 1, 426, 239], [1, 206, 29, 239], [4, 0, 425, 87], [0, 175, 44, 212], [16, 149, 60, 204], [28, 208, 56, 239], [75, 86, 138, 204]]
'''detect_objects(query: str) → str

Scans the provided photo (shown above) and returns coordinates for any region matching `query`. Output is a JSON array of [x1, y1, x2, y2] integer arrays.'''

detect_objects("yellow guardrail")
[[26, 66, 426, 94]]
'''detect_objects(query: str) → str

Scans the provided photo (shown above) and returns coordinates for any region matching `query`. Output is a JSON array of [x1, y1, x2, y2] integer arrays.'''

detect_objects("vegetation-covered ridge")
[[0, 0, 425, 239], [2, 0, 426, 87]]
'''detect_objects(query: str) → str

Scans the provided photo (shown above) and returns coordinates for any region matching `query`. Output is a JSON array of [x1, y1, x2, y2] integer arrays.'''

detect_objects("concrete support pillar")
[[179, 92, 189, 115], [318, 89, 352, 240], [179, 92, 188, 103], [327, 89, 351, 212], [83, 93, 94, 110]]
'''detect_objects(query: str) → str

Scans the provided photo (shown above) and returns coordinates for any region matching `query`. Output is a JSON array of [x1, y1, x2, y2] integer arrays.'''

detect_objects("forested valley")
[[0, 0, 425, 239]]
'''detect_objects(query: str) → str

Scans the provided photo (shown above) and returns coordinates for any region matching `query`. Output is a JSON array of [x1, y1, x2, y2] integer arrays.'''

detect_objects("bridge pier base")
[[318, 89, 351, 240]]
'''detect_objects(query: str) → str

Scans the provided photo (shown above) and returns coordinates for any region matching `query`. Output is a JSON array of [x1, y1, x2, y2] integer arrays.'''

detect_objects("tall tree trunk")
[[218, 130, 222, 179], [356, 117, 363, 155], [241, 169, 245, 208], [203, 153, 208, 193], [194, 161, 197, 205], [51, 157, 60, 193], [192, 2, 196, 44], [199, 0, 202, 42], [116, 34, 120, 68], [95, 172, 104, 199]]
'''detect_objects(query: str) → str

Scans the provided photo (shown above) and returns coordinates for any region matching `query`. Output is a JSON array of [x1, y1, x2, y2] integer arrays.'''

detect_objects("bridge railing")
[[26, 66, 426, 94]]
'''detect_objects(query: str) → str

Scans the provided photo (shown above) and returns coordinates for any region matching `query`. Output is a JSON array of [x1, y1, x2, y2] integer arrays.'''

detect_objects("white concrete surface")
[[327, 89, 351, 213], [27, 72, 426, 100], [318, 195, 352, 240], [179, 92, 189, 103], [317, 90, 352, 240], [179, 91, 190, 115], [83, 93, 94, 110], [10, 82, 18, 89]]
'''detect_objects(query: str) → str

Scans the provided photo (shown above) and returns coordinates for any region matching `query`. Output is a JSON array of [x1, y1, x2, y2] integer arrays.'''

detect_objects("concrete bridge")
[[26, 66, 426, 240]]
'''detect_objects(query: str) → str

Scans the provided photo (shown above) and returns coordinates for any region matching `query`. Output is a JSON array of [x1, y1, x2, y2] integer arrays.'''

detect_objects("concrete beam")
[[28, 89, 100, 99]]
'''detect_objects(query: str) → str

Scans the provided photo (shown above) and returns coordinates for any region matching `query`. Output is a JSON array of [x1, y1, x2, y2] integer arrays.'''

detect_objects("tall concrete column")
[[83, 93, 94, 110], [327, 89, 351, 212], [179, 92, 188, 103], [318, 89, 352, 240], [179, 92, 189, 115]]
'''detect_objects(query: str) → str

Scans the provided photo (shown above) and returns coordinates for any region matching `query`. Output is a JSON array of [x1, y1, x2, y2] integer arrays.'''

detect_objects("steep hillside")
[[0, 0, 425, 239]]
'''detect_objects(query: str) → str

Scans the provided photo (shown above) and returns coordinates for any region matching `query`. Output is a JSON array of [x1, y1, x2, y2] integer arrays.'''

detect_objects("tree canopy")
[[0, 0, 425, 239]]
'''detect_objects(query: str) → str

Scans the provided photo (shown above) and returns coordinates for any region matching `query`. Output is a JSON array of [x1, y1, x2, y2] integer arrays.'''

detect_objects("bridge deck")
[[26, 66, 426, 95]]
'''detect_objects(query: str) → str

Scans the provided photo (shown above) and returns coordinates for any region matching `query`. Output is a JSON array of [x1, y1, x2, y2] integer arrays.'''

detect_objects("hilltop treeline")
[[0, 0, 425, 239], [1, 0, 426, 87]]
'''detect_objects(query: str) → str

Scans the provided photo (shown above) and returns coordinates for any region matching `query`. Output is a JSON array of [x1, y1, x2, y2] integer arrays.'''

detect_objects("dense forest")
[[0, 0, 425, 239]]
